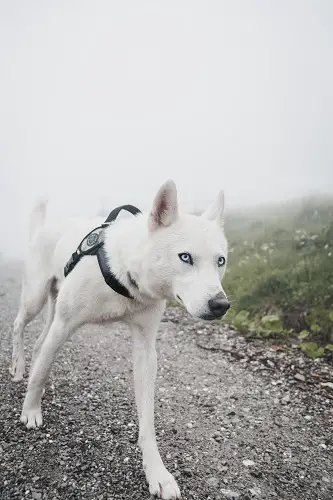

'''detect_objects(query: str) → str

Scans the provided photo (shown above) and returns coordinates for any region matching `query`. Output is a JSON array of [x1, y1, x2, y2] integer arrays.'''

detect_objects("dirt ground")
[[0, 261, 332, 500]]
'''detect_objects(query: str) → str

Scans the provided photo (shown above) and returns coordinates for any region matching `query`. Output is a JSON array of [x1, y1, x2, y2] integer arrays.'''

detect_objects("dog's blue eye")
[[179, 252, 193, 265], [218, 256, 226, 267]]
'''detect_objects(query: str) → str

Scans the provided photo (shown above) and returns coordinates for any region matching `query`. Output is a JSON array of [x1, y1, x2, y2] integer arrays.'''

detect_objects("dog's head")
[[138, 180, 229, 320]]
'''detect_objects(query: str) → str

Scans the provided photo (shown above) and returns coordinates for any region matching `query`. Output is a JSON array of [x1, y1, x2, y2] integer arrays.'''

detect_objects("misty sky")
[[1, 1, 333, 257]]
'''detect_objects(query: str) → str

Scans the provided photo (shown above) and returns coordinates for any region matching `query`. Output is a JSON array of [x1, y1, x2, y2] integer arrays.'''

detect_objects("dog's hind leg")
[[10, 277, 51, 382], [30, 292, 56, 372], [11, 197, 51, 382], [21, 312, 75, 429]]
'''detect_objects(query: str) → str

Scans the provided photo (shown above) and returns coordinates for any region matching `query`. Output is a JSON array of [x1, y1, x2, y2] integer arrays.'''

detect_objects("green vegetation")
[[223, 195, 333, 357]]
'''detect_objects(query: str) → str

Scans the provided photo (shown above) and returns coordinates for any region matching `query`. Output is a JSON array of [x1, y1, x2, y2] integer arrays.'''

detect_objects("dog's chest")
[[96, 294, 131, 322], [75, 286, 147, 325]]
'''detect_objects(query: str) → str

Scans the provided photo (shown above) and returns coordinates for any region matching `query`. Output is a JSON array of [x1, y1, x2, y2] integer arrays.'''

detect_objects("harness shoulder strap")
[[103, 204, 141, 226], [96, 245, 134, 299], [64, 204, 141, 300]]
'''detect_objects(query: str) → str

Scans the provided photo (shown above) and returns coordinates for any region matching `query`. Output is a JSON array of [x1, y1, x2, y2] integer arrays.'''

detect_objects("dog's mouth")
[[199, 309, 229, 321], [199, 313, 216, 321], [175, 295, 228, 321], [198, 312, 226, 321]]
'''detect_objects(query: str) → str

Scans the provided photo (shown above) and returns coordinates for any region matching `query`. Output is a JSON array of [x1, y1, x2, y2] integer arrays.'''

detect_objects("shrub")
[[223, 196, 333, 353]]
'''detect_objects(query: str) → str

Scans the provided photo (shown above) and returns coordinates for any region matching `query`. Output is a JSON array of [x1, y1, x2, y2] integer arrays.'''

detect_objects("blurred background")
[[1, 1, 333, 346]]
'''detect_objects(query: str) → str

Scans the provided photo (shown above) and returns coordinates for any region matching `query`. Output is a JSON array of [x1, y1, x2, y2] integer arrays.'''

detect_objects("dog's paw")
[[9, 361, 25, 382], [147, 465, 181, 499], [20, 407, 43, 429]]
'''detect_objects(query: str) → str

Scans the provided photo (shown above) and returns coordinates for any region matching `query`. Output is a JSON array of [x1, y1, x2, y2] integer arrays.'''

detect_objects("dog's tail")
[[29, 197, 48, 240]]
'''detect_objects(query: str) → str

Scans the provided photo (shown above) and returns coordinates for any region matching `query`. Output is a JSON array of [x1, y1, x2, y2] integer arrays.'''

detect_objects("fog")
[[1, 1, 333, 258]]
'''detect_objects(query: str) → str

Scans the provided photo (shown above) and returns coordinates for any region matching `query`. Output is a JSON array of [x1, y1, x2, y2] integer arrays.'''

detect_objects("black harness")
[[64, 205, 141, 299]]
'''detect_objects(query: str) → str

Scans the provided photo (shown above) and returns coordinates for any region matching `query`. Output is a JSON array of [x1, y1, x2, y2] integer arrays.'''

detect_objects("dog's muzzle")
[[200, 293, 230, 320]]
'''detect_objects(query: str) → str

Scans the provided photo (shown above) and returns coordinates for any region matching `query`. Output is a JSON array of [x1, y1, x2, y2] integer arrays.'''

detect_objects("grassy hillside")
[[223, 195, 333, 357]]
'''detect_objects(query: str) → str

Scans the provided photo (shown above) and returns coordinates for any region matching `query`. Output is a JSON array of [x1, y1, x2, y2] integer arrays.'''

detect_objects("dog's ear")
[[149, 180, 179, 232], [201, 190, 225, 228]]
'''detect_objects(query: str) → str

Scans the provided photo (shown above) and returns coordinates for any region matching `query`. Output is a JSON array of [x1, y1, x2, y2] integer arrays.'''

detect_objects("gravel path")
[[0, 261, 332, 500]]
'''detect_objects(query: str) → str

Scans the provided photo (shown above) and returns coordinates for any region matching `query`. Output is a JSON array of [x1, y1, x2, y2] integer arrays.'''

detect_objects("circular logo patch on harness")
[[87, 232, 99, 246]]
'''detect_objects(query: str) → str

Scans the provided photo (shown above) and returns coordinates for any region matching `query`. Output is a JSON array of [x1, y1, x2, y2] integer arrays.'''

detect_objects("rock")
[[281, 394, 291, 404], [207, 476, 219, 487], [220, 489, 240, 499], [294, 374, 305, 382], [243, 459, 255, 467], [183, 468, 192, 477], [31, 492, 42, 500], [250, 468, 263, 478], [321, 382, 333, 389], [249, 487, 261, 496]]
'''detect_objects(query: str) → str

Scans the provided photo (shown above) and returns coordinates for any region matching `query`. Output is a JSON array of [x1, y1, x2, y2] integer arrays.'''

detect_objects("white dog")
[[11, 180, 229, 500]]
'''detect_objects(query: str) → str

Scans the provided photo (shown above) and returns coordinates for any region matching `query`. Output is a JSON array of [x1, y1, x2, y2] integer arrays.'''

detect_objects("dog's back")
[[28, 199, 104, 285]]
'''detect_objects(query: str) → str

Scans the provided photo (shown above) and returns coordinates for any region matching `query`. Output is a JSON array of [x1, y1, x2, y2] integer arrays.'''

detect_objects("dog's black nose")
[[208, 297, 230, 318]]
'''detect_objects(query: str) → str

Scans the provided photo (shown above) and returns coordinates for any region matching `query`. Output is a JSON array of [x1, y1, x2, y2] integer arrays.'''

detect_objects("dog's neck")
[[103, 213, 157, 301]]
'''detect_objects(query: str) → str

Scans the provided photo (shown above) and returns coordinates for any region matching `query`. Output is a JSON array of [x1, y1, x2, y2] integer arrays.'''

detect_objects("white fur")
[[11, 180, 228, 500]]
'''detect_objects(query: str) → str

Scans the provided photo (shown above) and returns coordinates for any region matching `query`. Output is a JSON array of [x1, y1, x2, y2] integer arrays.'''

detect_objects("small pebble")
[[220, 490, 240, 499], [206, 476, 219, 487], [281, 394, 291, 404], [243, 459, 255, 467]]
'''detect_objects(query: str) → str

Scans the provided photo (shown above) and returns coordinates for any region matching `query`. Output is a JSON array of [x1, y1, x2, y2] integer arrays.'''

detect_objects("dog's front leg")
[[130, 311, 181, 500], [20, 314, 74, 429]]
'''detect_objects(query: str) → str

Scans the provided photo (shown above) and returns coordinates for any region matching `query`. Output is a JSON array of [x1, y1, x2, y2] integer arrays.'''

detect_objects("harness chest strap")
[[64, 204, 141, 299]]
